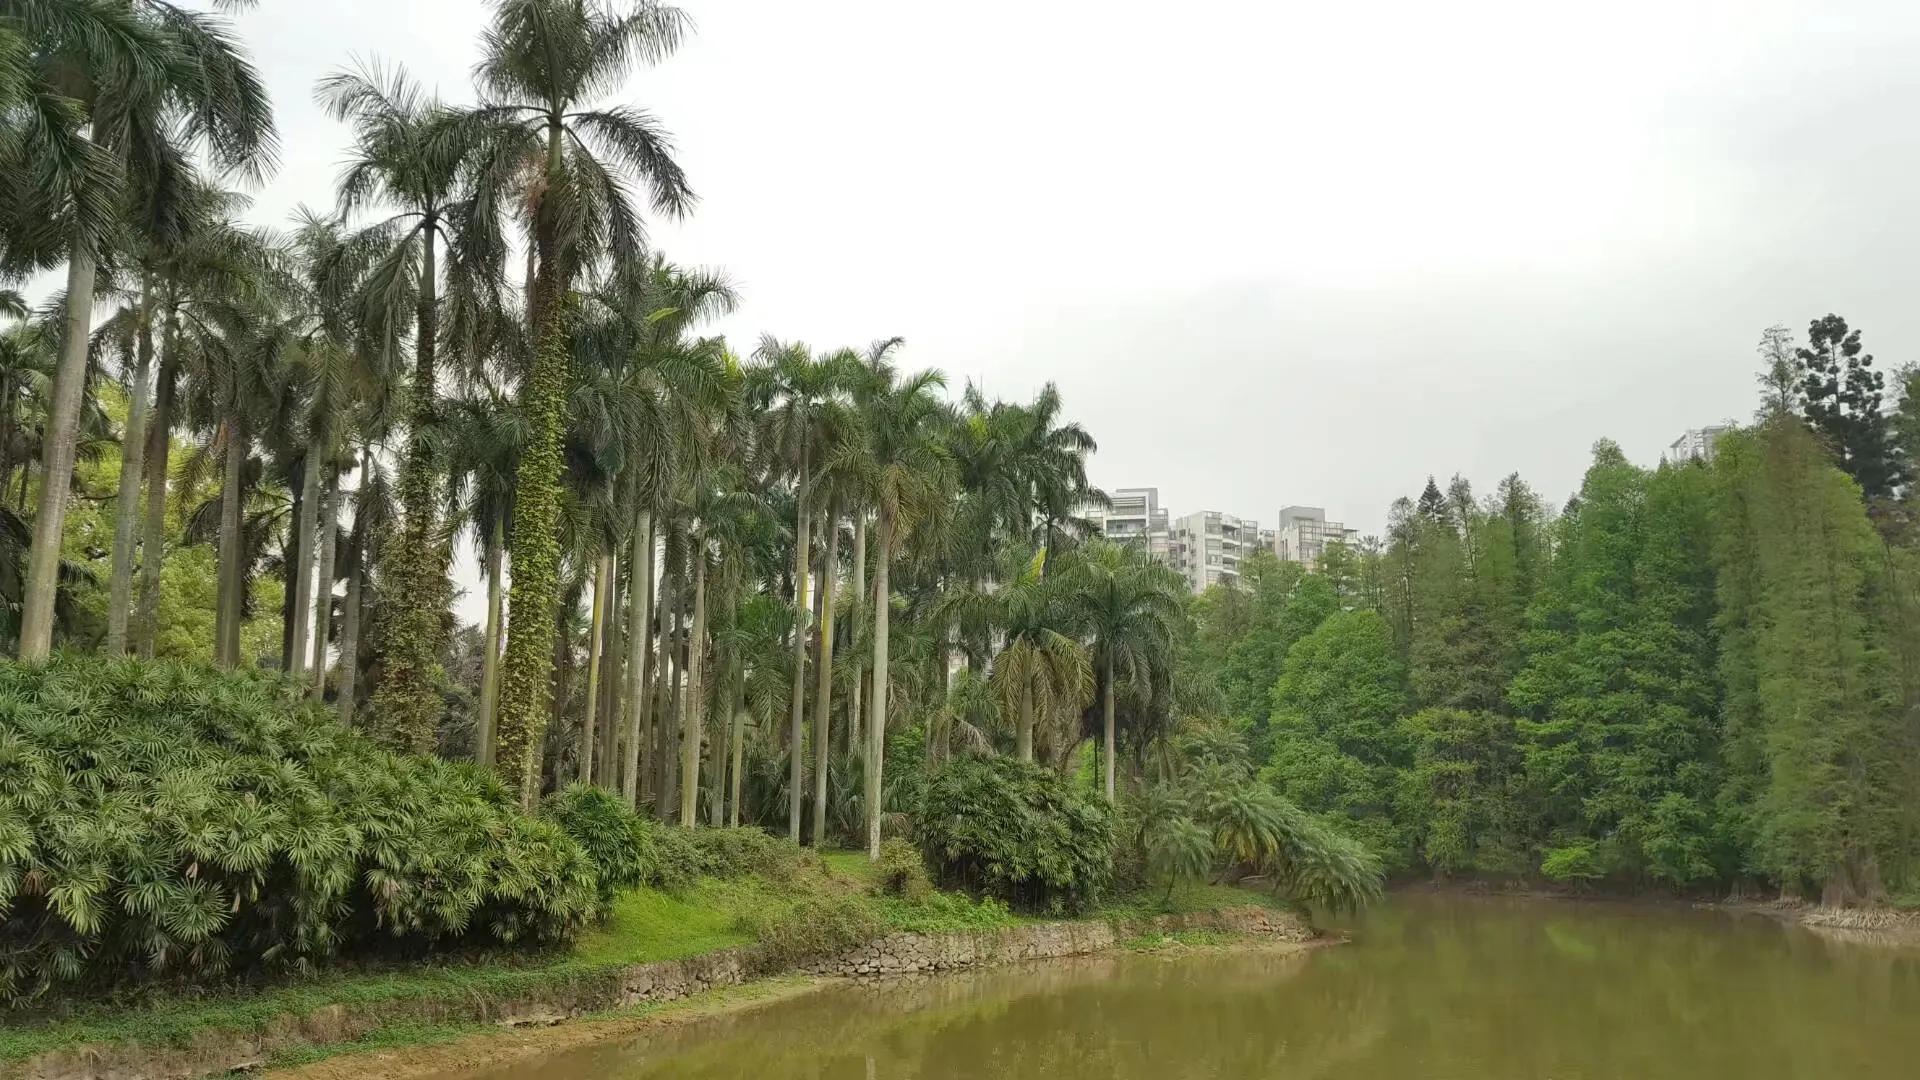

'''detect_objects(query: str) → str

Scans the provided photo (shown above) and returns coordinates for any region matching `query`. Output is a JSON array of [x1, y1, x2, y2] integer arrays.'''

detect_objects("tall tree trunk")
[[1103, 655, 1117, 802], [579, 552, 612, 784], [848, 511, 867, 756], [373, 218, 447, 753], [597, 559, 623, 787], [623, 511, 653, 806], [679, 544, 708, 826], [728, 651, 746, 828], [288, 439, 320, 677], [661, 595, 684, 821], [0, 374, 15, 512], [810, 499, 841, 845], [19, 246, 99, 662], [476, 523, 505, 767], [1018, 681, 1035, 763], [654, 561, 680, 822], [338, 443, 371, 725], [495, 301, 571, 805], [787, 452, 813, 841], [215, 415, 246, 669], [134, 309, 180, 658], [312, 466, 338, 698], [865, 513, 893, 860], [104, 273, 157, 655]]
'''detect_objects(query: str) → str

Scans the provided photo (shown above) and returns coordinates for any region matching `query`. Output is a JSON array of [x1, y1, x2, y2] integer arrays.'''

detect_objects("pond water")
[[448, 894, 1920, 1079]]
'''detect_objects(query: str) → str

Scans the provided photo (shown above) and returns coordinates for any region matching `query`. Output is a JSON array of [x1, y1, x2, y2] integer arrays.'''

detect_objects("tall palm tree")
[[1063, 541, 1184, 800], [478, 0, 696, 802], [833, 355, 950, 858], [321, 61, 501, 752], [16, 0, 276, 662], [445, 383, 521, 764]]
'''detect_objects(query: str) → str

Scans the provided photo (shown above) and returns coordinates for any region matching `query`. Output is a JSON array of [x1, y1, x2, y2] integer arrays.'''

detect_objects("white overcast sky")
[[224, 0, 1920, 611]]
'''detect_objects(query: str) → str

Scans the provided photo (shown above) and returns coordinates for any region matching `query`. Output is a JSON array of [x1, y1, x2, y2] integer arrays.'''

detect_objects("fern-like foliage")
[[0, 657, 600, 1004]]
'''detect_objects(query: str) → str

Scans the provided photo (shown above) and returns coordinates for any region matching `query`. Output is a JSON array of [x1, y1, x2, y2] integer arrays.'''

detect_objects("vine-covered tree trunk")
[[214, 413, 247, 669], [20, 246, 99, 663], [596, 561, 623, 787], [105, 276, 157, 655], [679, 544, 708, 826], [1103, 655, 1117, 801], [848, 511, 866, 756], [728, 646, 746, 827], [494, 304, 572, 804], [372, 222, 447, 755], [866, 512, 894, 859], [476, 522, 504, 765]]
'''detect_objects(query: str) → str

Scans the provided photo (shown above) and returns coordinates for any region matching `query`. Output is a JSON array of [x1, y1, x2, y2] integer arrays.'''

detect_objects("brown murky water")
[[445, 894, 1920, 1079]]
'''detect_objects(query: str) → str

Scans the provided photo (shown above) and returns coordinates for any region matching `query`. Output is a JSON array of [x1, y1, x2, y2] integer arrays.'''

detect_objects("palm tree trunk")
[[848, 511, 867, 756], [495, 302, 571, 805], [654, 562, 680, 822], [623, 510, 653, 806], [19, 246, 99, 662], [579, 551, 612, 784], [215, 416, 246, 669], [338, 443, 371, 725], [312, 466, 338, 697], [105, 273, 157, 655], [596, 559, 624, 788], [288, 440, 321, 677], [679, 544, 708, 826], [810, 499, 842, 845], [476, 525, 505, 766], [787, 452, 813, 841], [134, 308, 179, 658], [727, 654, 746, 828], [1103, 655, 1116, 802], [866, 512, 893, 860], [1018, 682, 1035, 763]]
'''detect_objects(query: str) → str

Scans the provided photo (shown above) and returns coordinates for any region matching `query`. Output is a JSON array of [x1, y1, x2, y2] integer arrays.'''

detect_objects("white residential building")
[[1668, 425, 1733, 465], [1170, 510, 1258, 592], [1085, 486, 1173, 563], [1273, 505, 1358, 569]]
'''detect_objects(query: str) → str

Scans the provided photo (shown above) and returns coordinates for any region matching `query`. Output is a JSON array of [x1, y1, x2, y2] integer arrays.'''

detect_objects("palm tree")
[[445, 383, 521, 764], [984, 549, 1092, 765], [16, 0, 277, 663], [747, 338, 858, 840], [478, 0, 696, 802], [321, 61, 501, 753], [833, 355, 950, 858], [1063, 541, 1184, 800]]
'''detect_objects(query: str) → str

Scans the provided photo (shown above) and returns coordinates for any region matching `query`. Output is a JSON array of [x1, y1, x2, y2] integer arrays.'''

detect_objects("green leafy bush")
[[736, 892, 884, 967], [0, 658, 599, 1003], [1541, 840, 1605, 885], [873, 838, 932, 900], [541, 784, 657, 906], [917, 755, 1113, 913]]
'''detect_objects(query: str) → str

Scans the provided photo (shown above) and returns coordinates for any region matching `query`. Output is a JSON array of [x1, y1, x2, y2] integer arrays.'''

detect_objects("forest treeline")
[[1183, 318, 1920, 905]]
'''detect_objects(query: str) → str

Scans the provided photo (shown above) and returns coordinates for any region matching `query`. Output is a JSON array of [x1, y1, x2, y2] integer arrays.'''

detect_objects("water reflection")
[[451, 894, 1920, 1080]]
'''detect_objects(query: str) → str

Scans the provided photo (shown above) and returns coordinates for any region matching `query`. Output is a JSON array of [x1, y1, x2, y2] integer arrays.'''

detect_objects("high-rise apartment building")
[[1273, 505, 1357, 569], [1668, 425, 1732, 465], [1170, 510, 1258, 592], [1085, 486, 1172, 563]]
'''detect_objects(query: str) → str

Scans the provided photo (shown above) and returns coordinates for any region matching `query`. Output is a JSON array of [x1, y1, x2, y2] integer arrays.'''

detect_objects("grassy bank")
[[0, 849, 1296, 1077]]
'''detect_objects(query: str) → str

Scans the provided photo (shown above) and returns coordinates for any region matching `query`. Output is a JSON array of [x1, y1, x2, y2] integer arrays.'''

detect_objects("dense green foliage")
[[1180, 344, 1920, 903], [0, 658, 598, 1004], [541, 784, 658, 906], [917, 756, 1114, 913]]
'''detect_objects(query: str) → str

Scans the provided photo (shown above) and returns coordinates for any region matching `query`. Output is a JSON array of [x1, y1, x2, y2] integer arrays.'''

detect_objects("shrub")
[[917, 755, 1113, 913], [0, 658, 599, 1003], [736, 892, 883, 967], [873, 838, 932, 900], [541, 784, 657, 907], [642, 826, 807, 892]]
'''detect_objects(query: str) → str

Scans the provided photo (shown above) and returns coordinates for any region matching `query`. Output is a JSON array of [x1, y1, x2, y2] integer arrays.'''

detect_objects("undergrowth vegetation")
[[0, 659, 600, 1004]]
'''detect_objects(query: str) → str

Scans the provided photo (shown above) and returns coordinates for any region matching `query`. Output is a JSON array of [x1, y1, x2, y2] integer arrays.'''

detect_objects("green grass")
[[1122, 928, 1241, 952]]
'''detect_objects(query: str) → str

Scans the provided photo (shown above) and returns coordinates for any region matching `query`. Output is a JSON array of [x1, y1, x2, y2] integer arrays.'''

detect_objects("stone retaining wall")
[[7, 907, 1313, 1080]]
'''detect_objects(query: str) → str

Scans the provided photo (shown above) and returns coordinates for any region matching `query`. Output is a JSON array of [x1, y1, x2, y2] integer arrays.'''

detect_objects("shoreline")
[[2, 905, 1318, 1080]]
